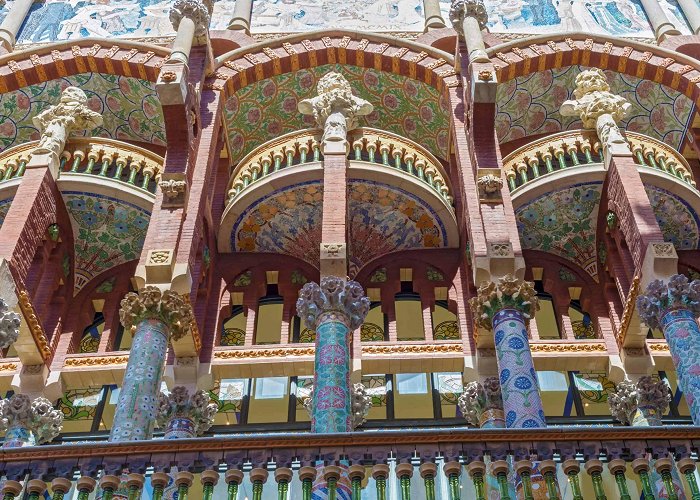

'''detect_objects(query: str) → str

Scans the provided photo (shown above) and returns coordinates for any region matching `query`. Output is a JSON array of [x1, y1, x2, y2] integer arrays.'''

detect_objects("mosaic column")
[[457, 377, 505, 428], [637, 274, 700, 425], [0, 394, 63, 447], [110, 287, 195, 441], [470, 275, 546, 428], [297, 276, 369, 433], [449, 0, 489, 63], [608, 376, 671, 426], [156, 386, 217, 438]]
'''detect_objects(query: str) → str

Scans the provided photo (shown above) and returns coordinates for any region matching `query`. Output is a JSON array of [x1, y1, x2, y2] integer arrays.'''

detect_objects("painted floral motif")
[[0, 198, 13, 228], [224, 64, 449, 163], [348, 180, 447, 276], [496, 66, 694, 150], [0, 73, 165, 152], [516, 182, 602, 281], [232, 182, 322, 266], [646, 185, 700, 250], [313, 320, 352, 433], [63, 192, 150, 294]]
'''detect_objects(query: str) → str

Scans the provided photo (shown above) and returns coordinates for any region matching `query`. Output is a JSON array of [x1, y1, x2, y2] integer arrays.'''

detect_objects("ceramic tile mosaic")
[[646, 185, 700, 250], [0, 198, 13, 228]]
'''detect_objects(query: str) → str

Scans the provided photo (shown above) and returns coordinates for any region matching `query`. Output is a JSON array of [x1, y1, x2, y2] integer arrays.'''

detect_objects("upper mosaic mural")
[[4, 0, 691, 42]]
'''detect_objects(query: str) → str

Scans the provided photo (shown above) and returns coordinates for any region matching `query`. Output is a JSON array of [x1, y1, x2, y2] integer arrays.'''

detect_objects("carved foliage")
[[0, 394, 64, 444], [608, 376, 671, 425], [156, 386, 217, 436], [449, 0, 488, 30], [457, 377, 503, 426], [637, 274, 700, 329], [296, 276, 370, 330], [170, 0, 213, 36], [119, 286, 196, 342], [0, 298, 20, 349], [469, 274, 539, 330]]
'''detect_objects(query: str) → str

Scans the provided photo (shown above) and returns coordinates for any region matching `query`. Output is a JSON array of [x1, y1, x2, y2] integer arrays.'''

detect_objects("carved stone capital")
[[170, 0, 213, 36], [298, 72, 373, 149], [477, 171, 504, 203], [636, 274, 700, 329], [303, 382, 372, 429], [159, 174, 188, 208], [0, 394, 63, 444], [296, 276, 370, 330], [156, 386, 217, 436], [608, 376, 671, 425], [469, 274, 539, 330], [119, 286, 195, 342], [449, 0, 488, 30], [0, 298, 20, 349], [457, 377, 503, 426]]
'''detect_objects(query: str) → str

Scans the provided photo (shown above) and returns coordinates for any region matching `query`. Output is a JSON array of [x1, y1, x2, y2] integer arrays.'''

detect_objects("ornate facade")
[[0, 0, 697, 498]]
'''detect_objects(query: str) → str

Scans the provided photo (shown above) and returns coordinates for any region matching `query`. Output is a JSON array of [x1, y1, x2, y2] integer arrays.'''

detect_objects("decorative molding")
[[17, 291, 52, 361], [648, 343, 670, 352], [214, 347, 315, 359], [0, 362, 18, 372], [362, 344, 462, 355], [615, 275, 640, 348], [530, 342, 607, 353], [64, 356, 130, 367]]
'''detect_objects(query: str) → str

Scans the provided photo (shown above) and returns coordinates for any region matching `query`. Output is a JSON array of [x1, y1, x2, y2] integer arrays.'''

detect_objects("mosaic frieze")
[[516, 182, 602, 281], [0, 73, 165, 152], [496, 66, 695, 150], [224, 64, 449, 163], [646, 185, 700, 250]]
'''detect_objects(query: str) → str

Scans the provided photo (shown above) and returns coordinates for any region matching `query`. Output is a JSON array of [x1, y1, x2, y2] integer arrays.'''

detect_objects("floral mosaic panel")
[[440, 0, 691, 37], [495, 66, 695, 149], [231, 182, 323, 266], [224, 63, 449, 163], [0, 73, 165, 152], [0, 198, 13, 229], [516, 182, 602, 281], [63, 192, 150, 294], [646, 185, 700, 250], [348, 179, 447, 275]]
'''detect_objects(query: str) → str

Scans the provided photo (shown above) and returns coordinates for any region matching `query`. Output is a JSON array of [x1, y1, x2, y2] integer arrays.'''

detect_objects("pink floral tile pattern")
[[496, 66, 694, 150], [224, 64, 449, 163], [0, 73, 165, 151]]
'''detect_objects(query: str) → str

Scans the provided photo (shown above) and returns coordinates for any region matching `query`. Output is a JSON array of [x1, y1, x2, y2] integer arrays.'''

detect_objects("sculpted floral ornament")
[[159, 179, 187, 200], [119, 286, 196, 342], [170, 0, 213, 36], [559, 69, 632, 154], [156, 386, 217, 436], [0, 394, 64, 444], [469, 274, 539, 330], [296, 276, 370, 330], [303, 383, 372, 429], [449, 0, 488, 30], [477, 174, 504, 196], [608, 376, 671, 425], [32, 86, 103, 162], [0, 298, 20, 349], [298, 72, 373, 148], [457, 377, 503, 426], [636, 274, 700, 329]]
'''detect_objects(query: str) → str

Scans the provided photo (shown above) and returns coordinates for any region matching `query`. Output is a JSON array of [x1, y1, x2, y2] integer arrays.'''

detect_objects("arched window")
[[395, 282, 424, 341], [432, 300, 459, 340], [361, 303, 387, 341], [254, 286, 283, 345]]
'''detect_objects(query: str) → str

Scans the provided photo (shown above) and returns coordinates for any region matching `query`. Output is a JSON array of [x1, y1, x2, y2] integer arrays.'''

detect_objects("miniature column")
[[608, 376, 671, 426], [637, 274, 700, 425], [470, 275, 546, 428], [423, 0, 447, 29], [227, 0, 253, 32], [0, 393, 63, 447], [156, 386, 217, 438], [449, 0, 489, 63], [296, 277, 369, 433], [169, 0, 213, 64], [638, 0, 681, 41], [676, 0, 700, 33], [457, 377, 505, 428], [0, 0, 34, 52], [110, 287, 195, 441]]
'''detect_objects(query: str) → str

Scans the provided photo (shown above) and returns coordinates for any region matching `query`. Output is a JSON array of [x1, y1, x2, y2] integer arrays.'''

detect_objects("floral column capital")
[[296, 276, 370, 330], [449, 0, 488, 30], [0, 394, 63, 444], [608, 376, 671, 425], [469, 274, 539, 330], [170, 0, 214, 36], [636, 274, 700, 329], [457, 377, 503, 426], [119, 286, 195, 342], [156, 386, 217, 436], [0, 298, 20, 349]]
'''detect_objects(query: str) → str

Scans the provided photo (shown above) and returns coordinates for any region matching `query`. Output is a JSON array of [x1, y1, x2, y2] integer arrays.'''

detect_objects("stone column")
[[638, 0, 681, 41], [449, 0, 489, 63], [296, 277, 369, 433], [637, 274, 700, 425], [110, 287, 195, 441], [608, 376, 671, 426], [470, 275, 546, 428], [0, 0, 33, 52], [457, 377, 505, 428], [169, 0, 213, 63], [156, 386, 217, 438], [676, 0, 700, 34], [227, 0, 253, 32], [423, 0, 446, 30], [0, 393, 63, 447]]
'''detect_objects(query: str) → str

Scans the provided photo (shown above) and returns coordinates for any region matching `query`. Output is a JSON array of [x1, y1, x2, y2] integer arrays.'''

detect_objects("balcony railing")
[[0, 138, 163, 194], [226, 128, 452, 204], [503, 130, 695, 191]]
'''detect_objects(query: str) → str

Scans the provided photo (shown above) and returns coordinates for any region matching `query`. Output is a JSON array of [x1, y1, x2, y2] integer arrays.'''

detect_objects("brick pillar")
[[319, 153, 348, 277]]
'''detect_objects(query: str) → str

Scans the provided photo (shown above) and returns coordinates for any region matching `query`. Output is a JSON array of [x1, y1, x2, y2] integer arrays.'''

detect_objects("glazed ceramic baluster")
[[608, 460, 632, 500], [632, 459, 656, 500], [51, 478, 72, 500], [111, 287, 195, 441], [226, 470, 243, 500], [372, 464, 389, 500], [420, 463, 438, 500], [470, 275, 546, 428], [678, 459, 700, 500], [99, 475, 120, 500], [468, 462, 487, 500], [563, 460, 584, 500], [493, 461, 512, 500], [585, 460, 607, 500], [297, 277, 369, 433], [250, 469, 268, 500], [515, 460, 535, 500], [348, 465, 365, 500], [26, 480, 46, 500], [396, 464, 413, 500], [444, 462, 462, 500], [275, 468, 292, 500], [299, 467, 317, 500], [151, 473, 169, 500], [637, 275, 700, 425], [655, 459, 680, 500], [540, 461, 561, 500]]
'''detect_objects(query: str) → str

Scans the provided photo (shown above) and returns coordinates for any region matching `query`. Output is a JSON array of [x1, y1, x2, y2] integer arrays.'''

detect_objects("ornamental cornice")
[[214, 347, 315, 359], [361, 343, 462, 355], [64, 356, 130, 367], [17, 291, 51, 361], [529, 342, 607, 353], [0, 362, 17, 372]]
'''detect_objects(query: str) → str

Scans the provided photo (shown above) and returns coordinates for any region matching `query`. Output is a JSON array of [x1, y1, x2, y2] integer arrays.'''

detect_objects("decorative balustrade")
[[0, 138, 163, 194], [0, 427, 698, 499], [226, 128, 452, 205], [503, 130, 695, 191]]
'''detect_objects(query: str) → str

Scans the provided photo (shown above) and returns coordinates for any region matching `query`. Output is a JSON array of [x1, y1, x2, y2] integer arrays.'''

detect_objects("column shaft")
[[0, 0, 34, 51], [638, 0, 681, 40], [228, 0, 253, 32], [676, 0, 700, 33], [461, 16, 488, 63], [170, 17, 195, 64], [423, 0, 446, 29]]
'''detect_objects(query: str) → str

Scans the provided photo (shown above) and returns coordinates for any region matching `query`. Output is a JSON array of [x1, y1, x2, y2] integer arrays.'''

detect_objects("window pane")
[[248, 377, 289, 424], [535, 298, 560, 339], [395, 299, 425, 340], [537, 371, 576, 417], [394, 373, 433, 419], [210, 378, 248, 425], [295, 376, 313, 422], [574, 372, 615, 415], [362, 375, 387, 420], [435, 373, 463, 418]]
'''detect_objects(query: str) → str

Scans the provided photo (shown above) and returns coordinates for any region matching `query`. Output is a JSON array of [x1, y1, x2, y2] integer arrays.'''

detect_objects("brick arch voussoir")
[[0, 39, 170, 93], [208, 31, 461, 98], [489, 33, 700, 104]]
